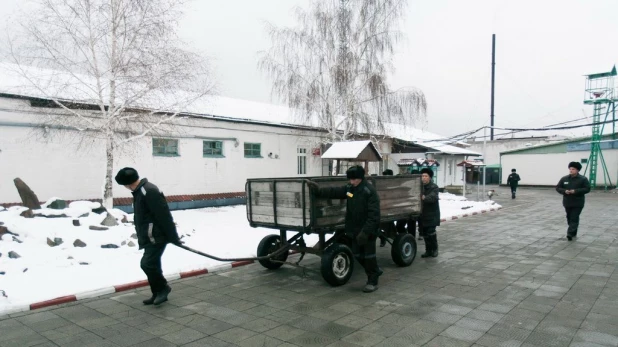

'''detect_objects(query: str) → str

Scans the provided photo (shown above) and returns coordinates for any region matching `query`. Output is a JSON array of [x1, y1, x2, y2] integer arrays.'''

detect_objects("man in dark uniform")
[[115, 168, 181, 305], [555, 162, 591, 241], [310, 165, 382, 292], [507, 169, 521, 199], [420, 168, 440, 258]]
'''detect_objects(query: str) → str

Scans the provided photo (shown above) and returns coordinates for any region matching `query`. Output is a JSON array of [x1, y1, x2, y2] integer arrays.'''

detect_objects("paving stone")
[[425, 335, 474, 347], [237, 334, 284, 347], [2, 188, 618, 347], [341, 330, 386, 347], [160, 327, 205, 345], [264, 325, 308, 342], [440, 326, 484, 342], [572, 329, 618, 346], [475, 333, 524, 347], [466, 309, 505, 323], [455, 317, 495, 332]]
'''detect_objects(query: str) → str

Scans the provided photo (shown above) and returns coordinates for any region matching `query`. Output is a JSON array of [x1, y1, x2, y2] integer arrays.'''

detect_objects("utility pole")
[[490, 34, 496, 140], [483, 126, 487, 199]]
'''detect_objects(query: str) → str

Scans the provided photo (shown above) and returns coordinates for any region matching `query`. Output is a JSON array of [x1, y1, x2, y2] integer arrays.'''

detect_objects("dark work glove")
[[356, 231, 369, 246], [171, 239, 184, 246]]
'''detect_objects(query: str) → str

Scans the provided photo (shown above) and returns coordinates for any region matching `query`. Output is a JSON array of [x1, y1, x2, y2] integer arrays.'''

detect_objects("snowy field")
[[0, 193, 500, 315]]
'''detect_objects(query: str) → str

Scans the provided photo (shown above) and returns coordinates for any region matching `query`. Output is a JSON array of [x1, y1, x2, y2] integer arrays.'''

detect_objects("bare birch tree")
[[259, 0, 427, 142], [5, 0, 214, 209]]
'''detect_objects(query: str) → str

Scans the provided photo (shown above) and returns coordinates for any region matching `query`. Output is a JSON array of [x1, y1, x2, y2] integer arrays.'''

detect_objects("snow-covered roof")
[[397, 158, 440, 167], [381, 122, 480, 156], [457, 160, 486, 167], [321, 140, 382, 160], [0, 62, 478, 156]]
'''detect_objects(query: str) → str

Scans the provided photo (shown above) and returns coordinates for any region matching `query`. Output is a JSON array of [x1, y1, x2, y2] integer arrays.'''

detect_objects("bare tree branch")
[[259, 0, 426, 143], [7, 0, 215, 208]]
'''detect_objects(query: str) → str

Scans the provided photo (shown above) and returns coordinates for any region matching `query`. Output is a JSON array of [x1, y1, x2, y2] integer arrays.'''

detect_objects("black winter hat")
[[511, 169, 516, 172], [346, 165, 365, 179], [568, 161, 582, 171], [420, 168, 434, 178], [382, 169, 394, 176], [115, 167, 139, 185]]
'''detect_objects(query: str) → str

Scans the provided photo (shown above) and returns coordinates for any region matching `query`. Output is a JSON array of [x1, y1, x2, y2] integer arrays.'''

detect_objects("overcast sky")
[[2, 0, 618, 139]]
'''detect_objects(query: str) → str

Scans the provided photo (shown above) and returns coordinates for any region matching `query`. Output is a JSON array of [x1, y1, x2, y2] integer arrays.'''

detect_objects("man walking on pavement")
[[309, 165, 382, 293], [420, 168, 440, 258], [555, 162, 591, 241], [507, 168, 521, 199], [115, 168, 182, 305]]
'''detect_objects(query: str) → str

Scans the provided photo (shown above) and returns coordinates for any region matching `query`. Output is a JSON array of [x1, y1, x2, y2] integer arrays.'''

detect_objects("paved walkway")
[[2, 187, 618, 347]]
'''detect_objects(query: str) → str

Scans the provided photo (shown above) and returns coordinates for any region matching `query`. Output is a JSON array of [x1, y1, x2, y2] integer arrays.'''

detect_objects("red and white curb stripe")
[[2, 260, 256, 316], [440, 206, 502, 223], [3, 208, 503, 316]]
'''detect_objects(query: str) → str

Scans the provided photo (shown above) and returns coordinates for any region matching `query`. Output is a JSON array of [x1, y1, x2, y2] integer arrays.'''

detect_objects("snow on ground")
[[0, 193, 500, 315]]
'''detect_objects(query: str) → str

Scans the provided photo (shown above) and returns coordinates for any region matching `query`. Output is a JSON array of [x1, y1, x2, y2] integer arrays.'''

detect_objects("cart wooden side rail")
[[245, 175, 423, 286]]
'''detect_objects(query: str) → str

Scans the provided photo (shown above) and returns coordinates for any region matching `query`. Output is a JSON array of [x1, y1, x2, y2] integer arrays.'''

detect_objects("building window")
[[203, 141, 224, 157], [152, 138, 179, 156], [297, 147, 307, 175], [244, 143, 262, 158]]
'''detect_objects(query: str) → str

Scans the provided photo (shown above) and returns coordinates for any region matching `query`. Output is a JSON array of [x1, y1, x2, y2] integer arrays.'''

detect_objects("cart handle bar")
[[176, 243, 291, 263]]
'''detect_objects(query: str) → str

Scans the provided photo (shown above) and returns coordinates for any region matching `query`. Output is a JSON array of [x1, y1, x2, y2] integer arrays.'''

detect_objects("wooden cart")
[[246, 175, 423, 286]]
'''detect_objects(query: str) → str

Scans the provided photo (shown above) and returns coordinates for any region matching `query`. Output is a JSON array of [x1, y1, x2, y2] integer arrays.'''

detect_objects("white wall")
[[386, 153, 466, 188], [468, 138, 562, 165], [501, 151, 618, 186], [0, 97, 325, 203]]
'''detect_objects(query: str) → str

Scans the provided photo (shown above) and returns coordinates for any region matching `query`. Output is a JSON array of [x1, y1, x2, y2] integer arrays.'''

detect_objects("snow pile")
[[0, 194, 500, 315]]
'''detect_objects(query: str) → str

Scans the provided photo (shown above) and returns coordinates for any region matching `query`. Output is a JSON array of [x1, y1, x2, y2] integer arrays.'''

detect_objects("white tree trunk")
[[103, 132, 114, 209]]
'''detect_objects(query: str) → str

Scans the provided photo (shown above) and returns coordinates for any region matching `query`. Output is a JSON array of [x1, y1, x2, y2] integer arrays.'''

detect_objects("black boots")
[[363, 268, 383, 293], [143, 293, 156, 305], [153, 285, 171, 306], [421, 234, 438, 258], [143, 285, 172, 305]]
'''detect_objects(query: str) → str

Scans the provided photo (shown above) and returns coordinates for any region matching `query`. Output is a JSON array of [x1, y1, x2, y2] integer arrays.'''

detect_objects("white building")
[[500, 134, 618, 188], [466, 135, 570, 166], [0, 64, 481, 208]]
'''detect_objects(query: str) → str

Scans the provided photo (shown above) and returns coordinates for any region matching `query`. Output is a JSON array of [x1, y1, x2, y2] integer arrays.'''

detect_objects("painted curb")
[[13, 259, 256, 315], [440, 206, 502, 223], [12, 207, 505, 315]]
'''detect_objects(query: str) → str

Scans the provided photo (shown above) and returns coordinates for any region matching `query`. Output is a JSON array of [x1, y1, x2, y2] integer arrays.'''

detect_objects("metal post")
[[490, 34, 496, 141], [483, 127, 487, 199], [477, 181, 480, 201], [462, 160, 466, 198]]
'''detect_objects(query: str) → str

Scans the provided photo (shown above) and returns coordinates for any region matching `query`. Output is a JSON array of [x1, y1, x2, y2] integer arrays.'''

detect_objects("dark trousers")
[[421, 226, 438, 252], [565, 206, 583, 237], [396, 218, 417, 237], [141, 243, 168, 294], [353, 234, 380, 285], [510, 185, 517, 197]]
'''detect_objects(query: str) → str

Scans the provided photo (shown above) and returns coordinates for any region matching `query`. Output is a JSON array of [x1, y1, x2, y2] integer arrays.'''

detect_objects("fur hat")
[[346, 165, 365, 179], [115, 167, 139, 185], [420, 168, 434, 178], [511, 168, 516, 172], [382, 169, 394, 176], [568, 161, 582, 171]]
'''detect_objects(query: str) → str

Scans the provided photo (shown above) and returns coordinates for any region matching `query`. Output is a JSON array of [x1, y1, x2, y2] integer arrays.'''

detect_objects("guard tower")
[[583, 65, 616, 190]]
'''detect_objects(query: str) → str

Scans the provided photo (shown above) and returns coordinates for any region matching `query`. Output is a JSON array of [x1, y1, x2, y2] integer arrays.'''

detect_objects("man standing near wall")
[[555, 162, 591, 241], [420, 168, 440, 258], [115, 168, 182, 305], [507, 169, 521, 199]]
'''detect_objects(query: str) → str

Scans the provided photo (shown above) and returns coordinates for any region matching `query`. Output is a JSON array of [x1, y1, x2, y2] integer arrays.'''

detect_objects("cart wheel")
[[257, 234, 289, 270], [321, 243, 354, 286], [391, 233, 417, 267]]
